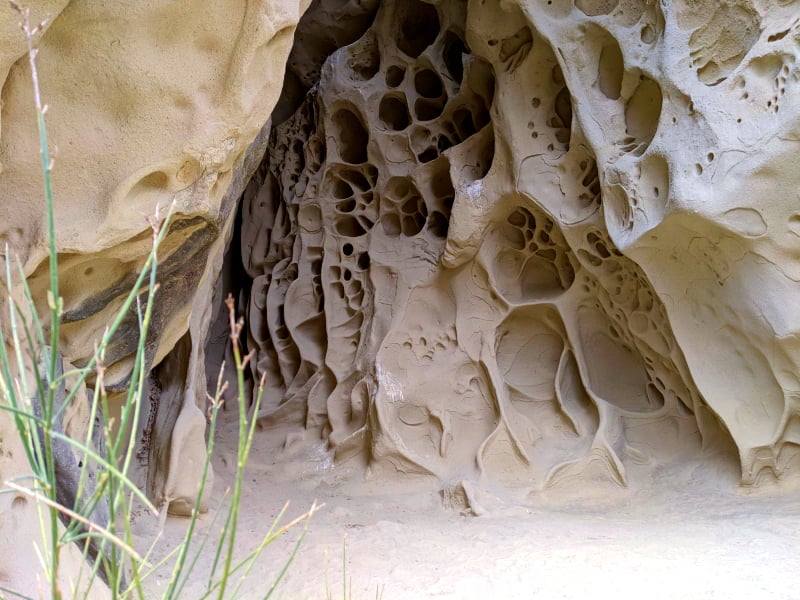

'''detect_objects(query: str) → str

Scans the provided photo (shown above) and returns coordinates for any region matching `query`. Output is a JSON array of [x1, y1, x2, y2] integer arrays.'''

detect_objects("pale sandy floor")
[[136, 410, 800, 600]]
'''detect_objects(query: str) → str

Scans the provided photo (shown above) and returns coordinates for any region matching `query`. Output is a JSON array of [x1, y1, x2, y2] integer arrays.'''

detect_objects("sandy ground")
[[135, 409, 800, 600]]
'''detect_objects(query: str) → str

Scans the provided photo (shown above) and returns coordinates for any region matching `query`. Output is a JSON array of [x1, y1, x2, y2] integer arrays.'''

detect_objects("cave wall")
[[0, 0, 798, 591], [240, 0, 800, 495]]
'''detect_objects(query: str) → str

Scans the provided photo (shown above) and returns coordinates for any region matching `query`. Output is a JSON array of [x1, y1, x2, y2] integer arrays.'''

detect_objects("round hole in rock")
[[554, 86, 573, 137], [597, 41, 623, 100], [379, 95, 411, 131], [382, 213, 402, 237], [336, 216, 368, 237], [402, 214, 425, 236], [398, 0, 440, 58], [624, 75, 662, 156], [415, 69, 444, 98], [332, 107, 369, 164], [646, 382, 666, 409], [437, 136, 454, 152], [432, 169, 455, 199], [364, 163, 379, 183], [503, 225, 526, 250], [402, 197, 422, 215], [333, 179, 353, 199], [337, 198, 356, 213], [385, 65, 406, 87], [414, 97, 446, 121], [575, 0, 620, 17], [342, 168, 371, 191], [388, 176, 411, 199], [452, 107, 477, 140], [428, 210, 450, 237], [641, 24, 656, 44], [343, 243, 354, 256]]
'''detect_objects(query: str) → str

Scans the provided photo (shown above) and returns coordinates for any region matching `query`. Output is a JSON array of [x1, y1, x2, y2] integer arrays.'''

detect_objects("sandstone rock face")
[[0, 1, 306, 592], [1, 0, 799, 590], [240, 0, 800, 494]]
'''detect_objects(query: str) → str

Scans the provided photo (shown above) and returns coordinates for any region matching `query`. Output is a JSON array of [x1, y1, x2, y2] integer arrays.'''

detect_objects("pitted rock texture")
[[240, 0, 800, 494]]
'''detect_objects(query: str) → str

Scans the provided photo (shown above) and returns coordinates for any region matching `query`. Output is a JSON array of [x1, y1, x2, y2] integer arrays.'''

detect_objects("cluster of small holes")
[[340, 242, 371, 276], [527, 66, 573, 155], [769, 62, 791, 114], [382, 177, 429, 237], [372, 11, 496, 167], [328, 165, 379, 237], [401, 326, 457, 362], [578, 229, 675, 359], [329, 264, 366, 316], [498, 205, 576, 292], [578, 229, 624, 268], [577, 226, 696, 417], [242, 0, 497, 436], [578, 159, 601, 210]]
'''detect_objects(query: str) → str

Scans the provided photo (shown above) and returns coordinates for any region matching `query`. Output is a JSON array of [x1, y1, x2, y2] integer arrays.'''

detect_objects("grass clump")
[[0, 3, 317, 598]]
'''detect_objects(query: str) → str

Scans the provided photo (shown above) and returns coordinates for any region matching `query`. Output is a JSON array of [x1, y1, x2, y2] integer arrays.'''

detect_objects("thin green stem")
[[216, 298, 250, 600]]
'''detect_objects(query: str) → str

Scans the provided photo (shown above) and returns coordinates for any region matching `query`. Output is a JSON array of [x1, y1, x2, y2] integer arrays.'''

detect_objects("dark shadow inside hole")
[[386, 65, 406, 87], [443, 30, 468, 82], [415, 69, 444, 98], [428, 211, 450, 238], [332, 108, 369, 163], [336, 216, 368, 237], [418, 148, 439, 163], [398, 0, 440, 58], [379, 95, 411, 131], [415, 98, 446, 121]]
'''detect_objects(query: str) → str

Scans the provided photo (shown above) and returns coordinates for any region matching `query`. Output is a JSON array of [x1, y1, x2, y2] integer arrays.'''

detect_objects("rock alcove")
[[203, 0, 800, 507], [2, 0, 800, 593], [0, 0, 798, 568]]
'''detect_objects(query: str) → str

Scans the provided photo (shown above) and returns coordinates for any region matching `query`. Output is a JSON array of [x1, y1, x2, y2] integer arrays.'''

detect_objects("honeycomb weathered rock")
[[239, 0, 800, 494]]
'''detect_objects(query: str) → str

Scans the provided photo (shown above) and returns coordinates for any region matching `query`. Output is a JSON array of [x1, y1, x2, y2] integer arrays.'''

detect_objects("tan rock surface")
[[1, 0, 800, 593], [0, 0, 307, 592], [240, 0, 800, 498]]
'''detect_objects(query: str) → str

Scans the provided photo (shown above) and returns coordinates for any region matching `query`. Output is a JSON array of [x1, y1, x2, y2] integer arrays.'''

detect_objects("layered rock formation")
[[238, 0, 800, 496]]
